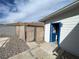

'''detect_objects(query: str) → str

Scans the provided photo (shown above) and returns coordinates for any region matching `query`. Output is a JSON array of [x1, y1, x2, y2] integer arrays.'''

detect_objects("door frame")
[[50, 22, 62, 47]]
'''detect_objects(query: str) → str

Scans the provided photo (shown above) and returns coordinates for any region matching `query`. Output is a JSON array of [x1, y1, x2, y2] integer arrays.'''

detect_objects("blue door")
[[50, 24, 56, 42], [50, 22, 61, 47]]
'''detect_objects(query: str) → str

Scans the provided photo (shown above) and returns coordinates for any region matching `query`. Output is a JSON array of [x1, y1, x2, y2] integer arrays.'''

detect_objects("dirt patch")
[[0, 37, 30, 59]]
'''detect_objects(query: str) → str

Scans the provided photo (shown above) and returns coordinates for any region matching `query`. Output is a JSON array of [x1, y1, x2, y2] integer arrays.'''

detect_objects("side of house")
[[40, 1, 79, 56]]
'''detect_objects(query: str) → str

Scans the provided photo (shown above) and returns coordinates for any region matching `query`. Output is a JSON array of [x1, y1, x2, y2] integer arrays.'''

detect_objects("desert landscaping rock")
[[0, 37, 56, 59]]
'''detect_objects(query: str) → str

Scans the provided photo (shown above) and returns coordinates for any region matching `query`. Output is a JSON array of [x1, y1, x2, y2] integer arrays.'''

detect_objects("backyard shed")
[[39, 1, 79, 56], [16, 22, 44, 42]]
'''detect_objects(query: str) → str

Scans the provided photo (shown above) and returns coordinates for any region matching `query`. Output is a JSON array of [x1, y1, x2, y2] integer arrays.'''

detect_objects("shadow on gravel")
[[0, 37, 30, 59]]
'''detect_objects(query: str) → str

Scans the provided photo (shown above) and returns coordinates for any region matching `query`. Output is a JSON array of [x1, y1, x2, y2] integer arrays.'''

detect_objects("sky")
[[0, 0, 76, 23]]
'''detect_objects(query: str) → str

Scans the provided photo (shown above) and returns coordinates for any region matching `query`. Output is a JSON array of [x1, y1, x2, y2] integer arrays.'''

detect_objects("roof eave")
[[39, 1, 79, 22]]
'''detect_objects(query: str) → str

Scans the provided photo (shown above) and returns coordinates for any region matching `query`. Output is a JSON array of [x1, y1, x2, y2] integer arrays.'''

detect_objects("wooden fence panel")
[[26, 26, 35, 42], [36, 27, 44, 42]]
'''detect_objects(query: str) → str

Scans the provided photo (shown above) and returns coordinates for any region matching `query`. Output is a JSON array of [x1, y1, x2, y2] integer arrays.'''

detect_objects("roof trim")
[[39, 1, 79, 22], [0, 22, 44, 27]]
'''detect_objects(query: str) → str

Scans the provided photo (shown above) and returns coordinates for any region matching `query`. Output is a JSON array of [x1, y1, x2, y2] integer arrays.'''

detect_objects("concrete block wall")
[[0, 25, 16, 37]]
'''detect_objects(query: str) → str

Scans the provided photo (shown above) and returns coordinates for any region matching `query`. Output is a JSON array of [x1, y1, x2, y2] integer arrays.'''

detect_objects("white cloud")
[[0, 0, 75, 23]]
